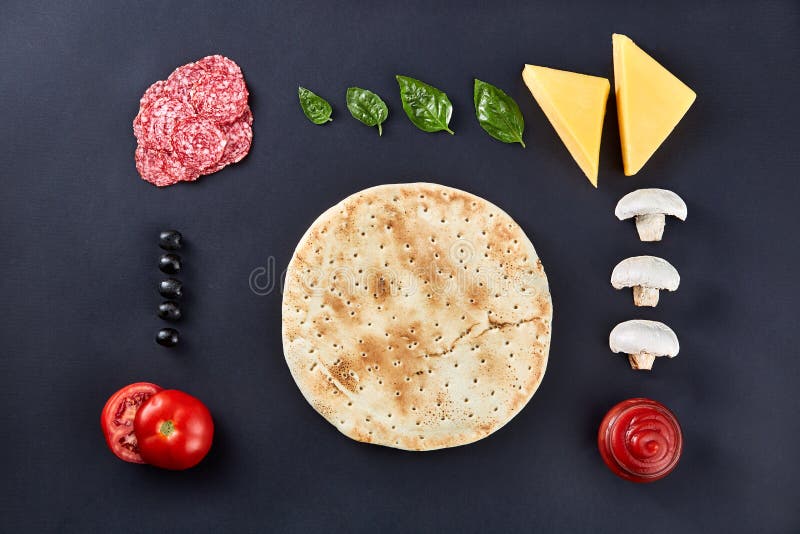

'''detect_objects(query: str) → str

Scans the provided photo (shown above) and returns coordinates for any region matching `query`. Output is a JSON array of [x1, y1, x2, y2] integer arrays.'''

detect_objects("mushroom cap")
[[614, 189, 687, 221], [609, 320, 679, 358], [611, 256, 680, 290]]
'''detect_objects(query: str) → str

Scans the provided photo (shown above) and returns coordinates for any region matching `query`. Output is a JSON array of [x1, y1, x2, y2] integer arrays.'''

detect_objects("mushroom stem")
[[633, 286, 660, 307], [634, 213, 666, 241], [628, 352, 656, 370]]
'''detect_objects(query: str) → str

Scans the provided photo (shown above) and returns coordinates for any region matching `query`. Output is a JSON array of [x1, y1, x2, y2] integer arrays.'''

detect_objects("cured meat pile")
[[133, 55, 252, 187]]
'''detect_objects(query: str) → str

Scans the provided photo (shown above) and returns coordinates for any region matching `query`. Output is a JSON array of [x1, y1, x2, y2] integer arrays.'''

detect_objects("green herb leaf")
[[346, 87, 389, 136], [473, 79, 525, 147], [298, 86, 333, 125], [396, 75, 454, 134]]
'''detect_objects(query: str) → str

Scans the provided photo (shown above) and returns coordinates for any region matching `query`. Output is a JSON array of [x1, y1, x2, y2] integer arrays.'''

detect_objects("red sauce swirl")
[[597, 398, 682, 483]]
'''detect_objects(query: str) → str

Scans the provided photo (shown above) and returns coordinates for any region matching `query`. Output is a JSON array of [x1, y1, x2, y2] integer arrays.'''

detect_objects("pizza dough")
[[282, 183, 552, 450]]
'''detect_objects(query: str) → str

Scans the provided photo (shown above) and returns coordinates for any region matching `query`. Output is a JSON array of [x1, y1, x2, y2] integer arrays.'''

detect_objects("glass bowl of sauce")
[[598, 398, 683, 482]]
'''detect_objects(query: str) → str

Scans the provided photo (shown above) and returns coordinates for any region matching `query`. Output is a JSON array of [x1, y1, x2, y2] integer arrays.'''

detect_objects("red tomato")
[[134, 389, 214, 470], [100, 382, 162, 463]]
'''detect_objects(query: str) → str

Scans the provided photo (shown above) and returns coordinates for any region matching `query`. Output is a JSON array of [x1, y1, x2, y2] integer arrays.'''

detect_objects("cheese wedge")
[[522, 65, 609, 187], [613, 34, 696, 176]]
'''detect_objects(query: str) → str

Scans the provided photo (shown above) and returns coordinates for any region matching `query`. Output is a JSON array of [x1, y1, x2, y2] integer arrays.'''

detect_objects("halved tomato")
[[100, 382, 162, 463]]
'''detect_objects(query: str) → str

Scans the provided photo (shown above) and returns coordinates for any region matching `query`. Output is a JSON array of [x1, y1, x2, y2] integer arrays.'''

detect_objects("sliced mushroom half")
[[611, 256, 680, 307], [615, 189, 687, 242], [609, 320, 679, 370]]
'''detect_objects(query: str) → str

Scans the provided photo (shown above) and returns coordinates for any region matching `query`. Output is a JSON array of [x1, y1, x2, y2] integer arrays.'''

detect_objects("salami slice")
[[221, 116, 252, 165], [239, 105, 254, 126], [190, 71, 248, 123], [165, 61, 206, 105], [171, 118, 227, 171], [140, 97, 195, 151], [140, 80, 168, 109], [196, 55, 243, 79], [133, 112, 144, 141], [134, 81, 169, 140], [203, 117, 253, 174], [135, 146, 198, 187]]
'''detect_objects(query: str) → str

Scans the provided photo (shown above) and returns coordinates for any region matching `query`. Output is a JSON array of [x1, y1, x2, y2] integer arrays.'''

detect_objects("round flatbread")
[[282, 183, 552, 450]]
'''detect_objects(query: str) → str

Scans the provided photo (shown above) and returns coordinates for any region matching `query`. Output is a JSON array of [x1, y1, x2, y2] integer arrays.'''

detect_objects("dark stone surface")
[[0, 1, 797, 532]]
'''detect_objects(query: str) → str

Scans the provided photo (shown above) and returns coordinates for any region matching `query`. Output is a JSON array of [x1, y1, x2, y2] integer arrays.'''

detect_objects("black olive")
[[156, 328, 179, 347], [159, 253, 182, 274], [158, 278, 183, 299], [159, 230, 183, 250], [157, 301, 182, 321]]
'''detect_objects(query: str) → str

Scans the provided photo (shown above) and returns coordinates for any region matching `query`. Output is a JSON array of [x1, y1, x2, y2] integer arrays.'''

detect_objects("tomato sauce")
[[597, 398, 683, 482]]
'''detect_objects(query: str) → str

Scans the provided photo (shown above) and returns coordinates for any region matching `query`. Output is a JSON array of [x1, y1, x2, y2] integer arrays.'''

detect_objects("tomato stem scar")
[[160, 420, 176, 437]]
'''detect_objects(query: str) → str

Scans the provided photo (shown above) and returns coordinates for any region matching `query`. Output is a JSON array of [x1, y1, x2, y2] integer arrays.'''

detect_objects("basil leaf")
[[396, 75, 454, 134], [346, 87, 389, 136], [473, 79, 525, 147], [298, 86, 333, 125]]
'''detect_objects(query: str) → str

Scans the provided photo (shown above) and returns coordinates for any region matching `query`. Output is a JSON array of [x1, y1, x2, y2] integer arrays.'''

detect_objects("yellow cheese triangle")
[[522, 65, 609, 187], [613, 34, 697, 176]]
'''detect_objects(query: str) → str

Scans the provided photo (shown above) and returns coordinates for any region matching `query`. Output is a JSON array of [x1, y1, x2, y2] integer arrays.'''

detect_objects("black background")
[[1, 1, 798, 532]]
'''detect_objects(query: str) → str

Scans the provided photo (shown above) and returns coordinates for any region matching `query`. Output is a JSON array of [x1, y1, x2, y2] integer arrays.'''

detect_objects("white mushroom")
[[615, 189, 687, 241], [611, 256, 680, 307], [609, 320, 679, 370]]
